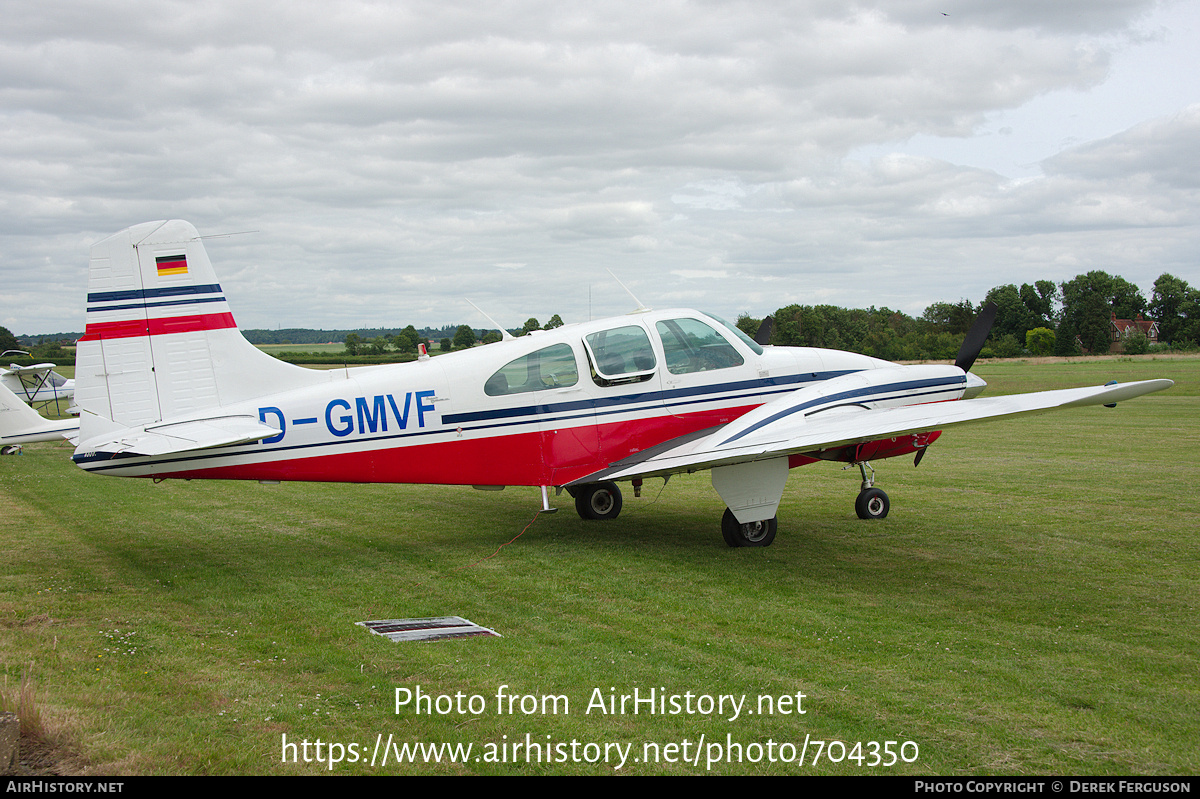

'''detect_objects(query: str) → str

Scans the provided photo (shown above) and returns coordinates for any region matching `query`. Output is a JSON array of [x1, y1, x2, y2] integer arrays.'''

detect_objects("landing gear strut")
[[721, 509, 777, 547], [852, 461, 889, 519]]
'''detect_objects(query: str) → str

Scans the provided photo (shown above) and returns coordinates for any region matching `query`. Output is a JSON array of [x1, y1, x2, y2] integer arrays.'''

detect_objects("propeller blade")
[[754, 316, 774, 346], [914, 446, 928, 467], [954, 302, 997, 373]]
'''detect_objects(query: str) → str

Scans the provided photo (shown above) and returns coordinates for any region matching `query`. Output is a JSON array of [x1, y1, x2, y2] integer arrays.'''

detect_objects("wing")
[[572, 373, 1174, 486]]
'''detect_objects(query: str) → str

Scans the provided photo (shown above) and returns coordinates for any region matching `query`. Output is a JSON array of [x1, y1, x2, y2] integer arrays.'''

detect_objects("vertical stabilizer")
[[76, 221, 330, 437]]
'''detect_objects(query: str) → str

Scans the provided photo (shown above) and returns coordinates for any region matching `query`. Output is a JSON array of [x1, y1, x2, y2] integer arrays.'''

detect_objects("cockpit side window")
[[584, 325, 656, 387], [484, 343, 579, 396], [655, 318, 745, 374]]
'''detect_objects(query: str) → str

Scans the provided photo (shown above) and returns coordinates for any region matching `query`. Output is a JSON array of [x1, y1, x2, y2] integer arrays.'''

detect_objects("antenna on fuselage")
[[607, 269, 651, 314], [465, 299, 515, 341]]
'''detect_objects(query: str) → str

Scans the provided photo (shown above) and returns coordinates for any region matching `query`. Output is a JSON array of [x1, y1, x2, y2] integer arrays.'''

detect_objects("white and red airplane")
[[70, 220, 1172, 546]]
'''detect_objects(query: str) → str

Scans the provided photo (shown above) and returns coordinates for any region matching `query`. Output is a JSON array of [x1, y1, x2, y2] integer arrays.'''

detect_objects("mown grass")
[[1, 357, 1196, 775]]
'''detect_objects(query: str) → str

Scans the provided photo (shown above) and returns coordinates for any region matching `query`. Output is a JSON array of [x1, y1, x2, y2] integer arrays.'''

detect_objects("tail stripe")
[[87, 294, 227, 314], [80, 312, 237, 342], [88, 283, 224, 304]]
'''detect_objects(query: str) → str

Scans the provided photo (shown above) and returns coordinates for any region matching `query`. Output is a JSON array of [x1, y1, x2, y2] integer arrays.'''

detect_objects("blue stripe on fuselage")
[[441, 370, 851, 426]]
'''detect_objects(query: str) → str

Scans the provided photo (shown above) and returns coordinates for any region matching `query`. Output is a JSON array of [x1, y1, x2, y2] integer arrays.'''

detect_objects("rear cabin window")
[[655, 318, 745, 374], [484, 343, 579, 396], [584, 325, 657, 387]]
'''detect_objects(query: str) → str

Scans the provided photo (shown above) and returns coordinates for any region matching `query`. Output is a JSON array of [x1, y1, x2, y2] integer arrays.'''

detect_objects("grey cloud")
[[0, 0, 1192, 334]]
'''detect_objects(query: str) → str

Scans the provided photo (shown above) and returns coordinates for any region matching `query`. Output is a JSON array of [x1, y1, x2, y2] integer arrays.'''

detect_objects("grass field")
[[1, 356, 1197, 775]]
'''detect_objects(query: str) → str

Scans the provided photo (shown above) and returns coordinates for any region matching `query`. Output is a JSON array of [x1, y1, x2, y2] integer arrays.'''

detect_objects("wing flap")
[[573, 379, 1174, 484]]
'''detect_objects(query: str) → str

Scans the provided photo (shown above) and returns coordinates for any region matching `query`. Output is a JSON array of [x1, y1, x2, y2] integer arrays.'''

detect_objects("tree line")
[[737, 271, 1199, 361], [337, 314, 566, 355], [7, 271, 1197, 365]]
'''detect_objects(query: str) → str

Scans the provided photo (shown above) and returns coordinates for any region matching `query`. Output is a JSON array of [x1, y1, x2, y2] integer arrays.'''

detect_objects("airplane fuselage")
[[72, 309, 948, 485]]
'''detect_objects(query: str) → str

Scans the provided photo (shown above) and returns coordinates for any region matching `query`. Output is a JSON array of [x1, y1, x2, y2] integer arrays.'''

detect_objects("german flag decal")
[[156, 253, 188, 276]]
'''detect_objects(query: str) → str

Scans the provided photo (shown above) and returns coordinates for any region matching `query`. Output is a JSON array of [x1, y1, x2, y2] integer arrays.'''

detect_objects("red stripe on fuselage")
[[80, 313, 237, 341], [148, 430, 561, 485], [123, 405, 760, 486]]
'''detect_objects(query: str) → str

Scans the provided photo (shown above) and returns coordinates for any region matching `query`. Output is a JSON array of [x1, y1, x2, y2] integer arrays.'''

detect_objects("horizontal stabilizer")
[[75, 414, 279, 456], [572, 379, 1174, 484]]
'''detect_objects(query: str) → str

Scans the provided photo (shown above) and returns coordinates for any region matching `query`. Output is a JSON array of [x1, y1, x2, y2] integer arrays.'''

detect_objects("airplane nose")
[[964, 371, 988, 399]]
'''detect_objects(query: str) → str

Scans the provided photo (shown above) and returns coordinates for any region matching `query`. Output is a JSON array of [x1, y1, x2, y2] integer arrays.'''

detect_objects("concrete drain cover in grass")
[[357, 616, 500, 642]]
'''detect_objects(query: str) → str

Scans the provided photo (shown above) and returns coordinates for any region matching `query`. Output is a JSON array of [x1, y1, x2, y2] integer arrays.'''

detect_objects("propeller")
[[914, 302, 997, 469], [954, 302, 997, 373], [754, 316, 774, 346]]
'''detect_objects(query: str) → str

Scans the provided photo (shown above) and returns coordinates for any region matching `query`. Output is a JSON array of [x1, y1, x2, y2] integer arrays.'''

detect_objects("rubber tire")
[[721, 508, 777, 548], [574, 482, 623, 521], [855, 487, 890, 520]]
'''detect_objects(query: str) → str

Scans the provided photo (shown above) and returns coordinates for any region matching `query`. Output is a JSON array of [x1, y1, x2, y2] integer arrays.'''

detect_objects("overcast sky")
[[3, 0, 1198, 335]]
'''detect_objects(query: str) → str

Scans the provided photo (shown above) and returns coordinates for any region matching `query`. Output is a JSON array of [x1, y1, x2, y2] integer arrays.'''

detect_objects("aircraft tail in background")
[[0, 382, 78, 449]]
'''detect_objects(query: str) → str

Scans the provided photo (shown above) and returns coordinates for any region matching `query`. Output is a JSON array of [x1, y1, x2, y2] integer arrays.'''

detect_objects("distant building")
[[1109, 312, 1158, 353], [1074, 311, 1159, 354]]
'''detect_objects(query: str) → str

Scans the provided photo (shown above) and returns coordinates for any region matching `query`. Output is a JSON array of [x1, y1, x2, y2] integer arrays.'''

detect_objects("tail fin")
[[76, 221, 329, 437], [0, 382, 78, 445]]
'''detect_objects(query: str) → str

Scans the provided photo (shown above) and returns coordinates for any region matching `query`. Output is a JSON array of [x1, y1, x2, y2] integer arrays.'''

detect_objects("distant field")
[[971, 352, 1200, 396], [2, 357, 1195, 774], [255, 342, 347, 355]]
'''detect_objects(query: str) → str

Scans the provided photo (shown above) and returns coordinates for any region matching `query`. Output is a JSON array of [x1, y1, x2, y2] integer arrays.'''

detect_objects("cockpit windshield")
[[706, 313, 764, 355]]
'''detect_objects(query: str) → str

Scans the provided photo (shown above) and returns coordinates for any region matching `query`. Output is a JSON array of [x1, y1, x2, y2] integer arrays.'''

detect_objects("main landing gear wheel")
[[574, 482, 623, 521], [721, 508, 777, 548], [855, 487, 890, 520]]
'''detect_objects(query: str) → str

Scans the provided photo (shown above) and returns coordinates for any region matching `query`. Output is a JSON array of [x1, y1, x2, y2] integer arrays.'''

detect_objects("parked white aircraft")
[[1, 359, 75, 412], [70, 221, 1172, 546], [0, 381, 79, 453]]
